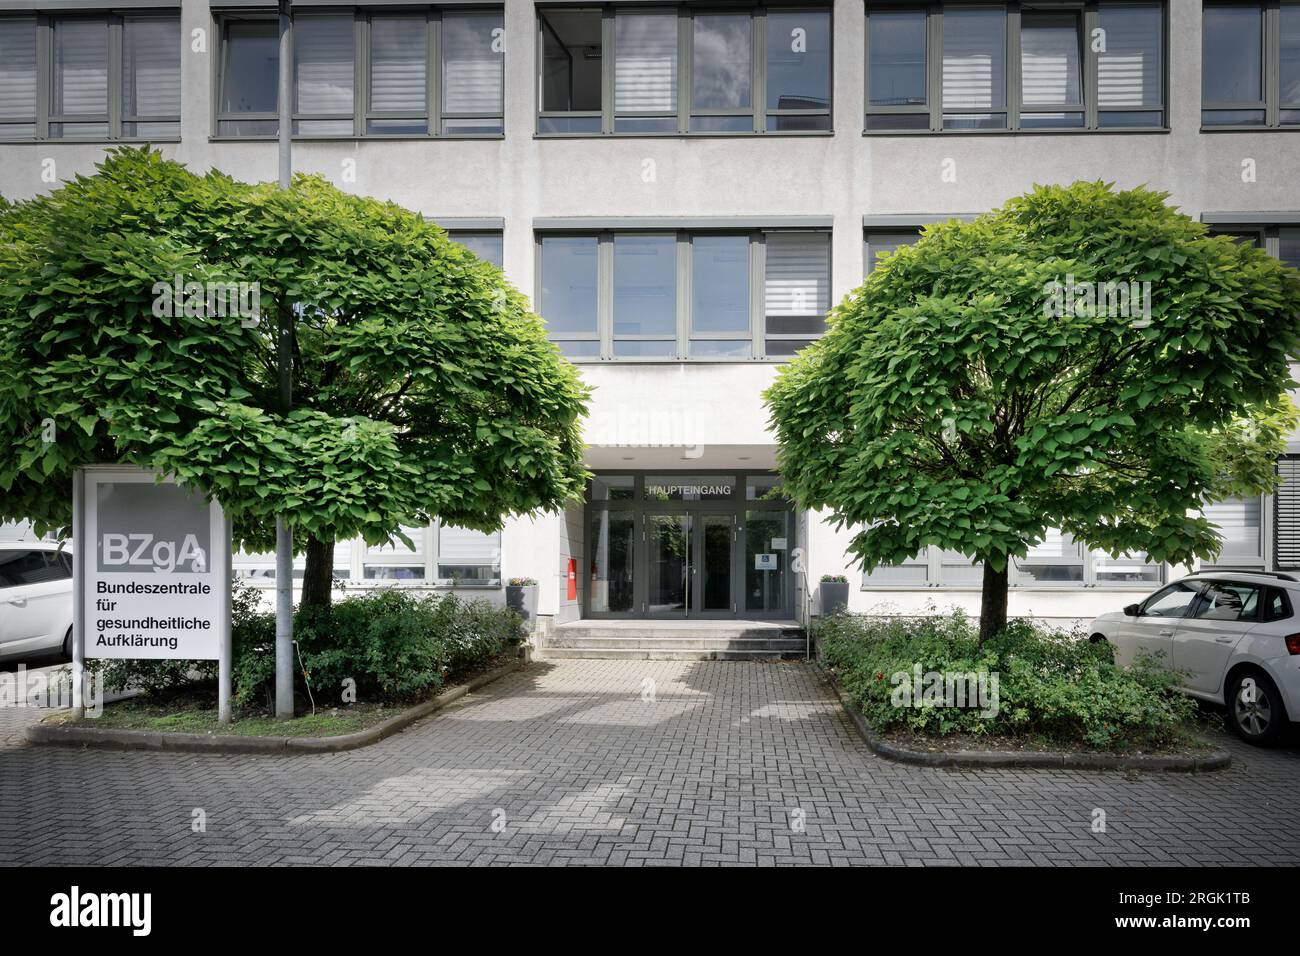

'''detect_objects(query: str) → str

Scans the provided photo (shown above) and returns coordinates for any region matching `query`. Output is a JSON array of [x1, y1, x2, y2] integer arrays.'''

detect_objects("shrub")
[[815, 610, 1197, 750], [96, 582, 522, 713]]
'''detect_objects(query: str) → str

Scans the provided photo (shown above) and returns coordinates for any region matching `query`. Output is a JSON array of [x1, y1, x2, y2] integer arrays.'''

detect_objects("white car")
[[1089, 571, 1300, 746], [0, 541, 74, 666]]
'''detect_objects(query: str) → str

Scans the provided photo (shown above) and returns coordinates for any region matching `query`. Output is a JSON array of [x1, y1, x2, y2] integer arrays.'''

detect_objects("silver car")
[[1089, 571, 1300, 746], [0, 541, 74, 666]]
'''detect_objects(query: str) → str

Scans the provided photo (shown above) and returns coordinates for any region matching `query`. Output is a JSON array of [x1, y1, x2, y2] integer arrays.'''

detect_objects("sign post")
[[74, 466, 232, 722]]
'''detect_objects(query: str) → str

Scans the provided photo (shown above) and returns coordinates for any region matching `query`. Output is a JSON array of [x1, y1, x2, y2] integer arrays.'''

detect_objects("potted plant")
[[820, 574, 850, 616], [506, 577, 538, 628]]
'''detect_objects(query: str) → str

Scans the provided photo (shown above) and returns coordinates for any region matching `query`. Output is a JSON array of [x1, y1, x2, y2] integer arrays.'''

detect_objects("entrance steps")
[[541, 619, 807, 661]]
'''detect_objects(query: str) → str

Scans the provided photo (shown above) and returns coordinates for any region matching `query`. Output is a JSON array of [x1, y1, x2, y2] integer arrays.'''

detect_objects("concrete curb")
[[818, 665, 1231, 773], [26, 658, 526, 755]]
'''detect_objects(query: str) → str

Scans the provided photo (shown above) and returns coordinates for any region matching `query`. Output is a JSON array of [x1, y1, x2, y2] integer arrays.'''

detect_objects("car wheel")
[[1225, 670, 1288, 746], [1089, 634, 1114, 663]]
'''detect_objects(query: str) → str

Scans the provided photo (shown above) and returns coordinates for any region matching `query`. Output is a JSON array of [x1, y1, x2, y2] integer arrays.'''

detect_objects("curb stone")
[[26, 658, 526, 755], [816, 664, 1231, 772]]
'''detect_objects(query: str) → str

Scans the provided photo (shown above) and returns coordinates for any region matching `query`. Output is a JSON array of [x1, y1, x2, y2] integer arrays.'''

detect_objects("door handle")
[[1215, 637, 1235, 644], [1158, 629, 1174, 636], [6, 597, 26, 607]]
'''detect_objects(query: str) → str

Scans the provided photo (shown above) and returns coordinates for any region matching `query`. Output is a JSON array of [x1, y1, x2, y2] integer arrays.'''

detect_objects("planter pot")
[[506, 585, 538, 628], [820, 581, 849, 616]]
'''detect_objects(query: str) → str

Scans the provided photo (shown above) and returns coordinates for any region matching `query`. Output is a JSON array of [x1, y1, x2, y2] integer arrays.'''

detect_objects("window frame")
[[0, 9, 180, 143], [864, 1, 1170, 135], [213, 7, 504, 141], [1201, 0, 1300, 130], [536, 226, 832, 362], [535, 3, 833, 137]]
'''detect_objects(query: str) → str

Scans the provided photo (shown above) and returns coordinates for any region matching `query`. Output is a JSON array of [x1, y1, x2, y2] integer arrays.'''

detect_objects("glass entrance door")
[[646, 512, 736, 617], [744, 510, 790, 615]]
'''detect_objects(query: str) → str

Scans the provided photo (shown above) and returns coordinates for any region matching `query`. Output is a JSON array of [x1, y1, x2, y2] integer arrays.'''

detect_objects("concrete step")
[[540, 646, 806, 661], [546, 636, 807, 651]]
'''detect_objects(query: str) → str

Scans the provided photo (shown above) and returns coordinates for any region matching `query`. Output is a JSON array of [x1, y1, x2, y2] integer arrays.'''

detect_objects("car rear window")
[[1262, 587, 1294, 623]]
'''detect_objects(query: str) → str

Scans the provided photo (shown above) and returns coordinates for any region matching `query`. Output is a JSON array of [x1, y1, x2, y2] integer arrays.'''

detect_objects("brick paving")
[[1, 659, 1298, 866]]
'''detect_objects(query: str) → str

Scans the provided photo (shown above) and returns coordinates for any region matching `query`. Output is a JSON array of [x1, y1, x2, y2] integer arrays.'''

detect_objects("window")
[[0, 13, 179, 141], [864, 229, 921, 274], [1141, 581, 1200, 617], [1262, 586, 1292, 621], [1192, 581, 1260, 621], [0, 549, 70, 588], [218, 9, 503, 138], [364, 526, 427, 581], [1203, 1, 1300, 127], [538, 229, 831, 360], [539, 5, 831, 134], [436, 526, 501, 585], [866, 2, 1166, 132], [1281, 228, 1300, 269], [294, 15, 355, 136], [1203, 496, 1265, 568], [1276, 457, 1300, 570], [862, 534, 1164, 588], [448, 231, 504, 268]]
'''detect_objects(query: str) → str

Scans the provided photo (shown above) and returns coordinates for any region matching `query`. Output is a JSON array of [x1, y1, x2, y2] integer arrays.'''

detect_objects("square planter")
[[820, 580, 849, 616], [506, 584, 538, 628]]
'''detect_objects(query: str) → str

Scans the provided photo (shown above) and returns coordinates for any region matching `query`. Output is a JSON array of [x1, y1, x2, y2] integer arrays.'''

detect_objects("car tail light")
[[1286, 634, 1300, 656]]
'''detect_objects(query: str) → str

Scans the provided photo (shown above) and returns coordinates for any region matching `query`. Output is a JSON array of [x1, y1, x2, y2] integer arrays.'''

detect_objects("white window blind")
[[370, 16, 426, 112], [1021, 14, 1080, 106], [1204, 496, 1263, 561], [53, 18, 109, 117], [122, 18, 180, 122], [442, 13, 503, 115], [295, 16, 354, 116], [0, 19, 37, 127], [765, 233, 830, 316], [942, 8, 1006, 110], [1097, 3, 1163, 107], [365, 526, 426, 560], [615, 14, 678, 114]]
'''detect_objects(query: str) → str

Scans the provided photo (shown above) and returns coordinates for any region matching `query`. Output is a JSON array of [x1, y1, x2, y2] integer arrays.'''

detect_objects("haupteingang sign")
[[74, 467, 230, 661]]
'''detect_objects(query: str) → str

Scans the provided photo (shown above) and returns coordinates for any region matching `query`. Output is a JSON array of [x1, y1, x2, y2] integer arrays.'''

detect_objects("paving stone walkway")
[[1, 659, 1297, 866]]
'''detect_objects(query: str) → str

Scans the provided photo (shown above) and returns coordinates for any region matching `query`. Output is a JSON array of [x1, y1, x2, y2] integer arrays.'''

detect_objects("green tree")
[[765, 182, 1300, 642], [0, 148, 589, 607]]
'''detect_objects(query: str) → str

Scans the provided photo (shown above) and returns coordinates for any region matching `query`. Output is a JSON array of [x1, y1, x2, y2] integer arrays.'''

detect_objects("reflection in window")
[[766, 10, 830, 130], [942, 6, 1007, 130], [614, 234, 676, 356], [1202, 2, 1265, 126], [448, 231, 504, 269], [295, 15, 354, 136], [219, 20, 279, 136]]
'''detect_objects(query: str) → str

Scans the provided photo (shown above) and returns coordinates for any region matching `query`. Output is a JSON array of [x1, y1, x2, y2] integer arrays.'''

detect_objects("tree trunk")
[[300, 533, 336, 610], [979, 558, 1009, 645]]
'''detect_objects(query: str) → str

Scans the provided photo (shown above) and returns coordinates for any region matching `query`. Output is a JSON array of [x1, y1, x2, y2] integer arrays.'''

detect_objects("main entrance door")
[[587, 473, 794, 619]]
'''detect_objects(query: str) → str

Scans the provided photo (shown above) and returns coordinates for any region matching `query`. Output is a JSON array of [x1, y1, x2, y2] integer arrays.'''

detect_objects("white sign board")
[[754, 553, 778, 571], [78, 468, 227, 660]]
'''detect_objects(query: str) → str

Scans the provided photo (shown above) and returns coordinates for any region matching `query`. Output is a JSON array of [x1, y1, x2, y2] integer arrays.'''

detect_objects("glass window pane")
[[765, 233, 829, 318], [589, 510, 635, 612], [443, 12, 504, 117], [53, 18, 108, 120], [1143, 581, 1200, 617], [865, 231, 920, 276], [1192, 582, 1260, 622], [449, 231, 504, 268], [0, 19, 38, 129], [541, 8, 603, 113], [590, 475, 635, 501], [693, 14, 751, 110], [615, 13, 677, 115], [1021, 12, 1081, 108], [939, 549, 984, 586], [943, 7, 1006, 114], [868, 9, 927, 107], [1280, 229, 1300, 270], [1097, 2, 1163, 109], [614, 234, 676, 336], [766, 10, 829, 112], [122, 17, 181, 130], [1202, 3, 1262, 103], [1093, 551, 1162, 586], [540, 236, 598, 335], [295, 16, 354, 121], [221, 21, 278, 116], [1017, 530, 1083, 585], [1283, 2, 1300, 104], [691, 235, 749, 334], [370, 16, 427, 116]]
